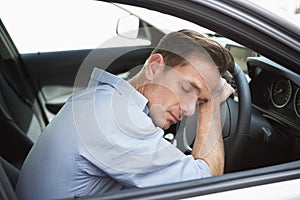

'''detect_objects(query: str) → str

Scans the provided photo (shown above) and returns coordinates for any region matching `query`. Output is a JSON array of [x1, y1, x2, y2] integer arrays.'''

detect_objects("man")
[[16, 29, 235, 199]]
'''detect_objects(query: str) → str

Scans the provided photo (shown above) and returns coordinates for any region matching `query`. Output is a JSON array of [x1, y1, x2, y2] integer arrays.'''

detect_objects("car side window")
[[0, 1, 149, 53]]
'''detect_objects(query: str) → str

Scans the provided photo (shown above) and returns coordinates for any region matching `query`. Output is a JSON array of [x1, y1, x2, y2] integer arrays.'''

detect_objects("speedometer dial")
[[294, 88, 300, 118], [271, 78, 292, 108]]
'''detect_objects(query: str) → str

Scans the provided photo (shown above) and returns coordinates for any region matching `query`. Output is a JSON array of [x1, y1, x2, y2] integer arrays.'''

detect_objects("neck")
[[128, 72, 146, 95]]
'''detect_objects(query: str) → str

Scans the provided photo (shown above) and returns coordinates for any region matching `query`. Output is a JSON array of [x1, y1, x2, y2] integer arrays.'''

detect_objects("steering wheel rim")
[[175, 63, 251, 173]]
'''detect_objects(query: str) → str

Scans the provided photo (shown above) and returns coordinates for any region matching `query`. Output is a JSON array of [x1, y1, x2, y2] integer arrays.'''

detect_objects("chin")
[[154, 120, 170, 130], [162, 121, 172, 130]]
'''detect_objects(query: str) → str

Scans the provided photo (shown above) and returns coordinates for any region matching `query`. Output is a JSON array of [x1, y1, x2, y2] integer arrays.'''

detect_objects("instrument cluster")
[[248, 57, 300, 129], [269, 78, 300, 118]]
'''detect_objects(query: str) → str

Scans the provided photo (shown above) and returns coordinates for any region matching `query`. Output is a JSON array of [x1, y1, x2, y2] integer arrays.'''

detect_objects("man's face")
[[145, 53, 221, 130]]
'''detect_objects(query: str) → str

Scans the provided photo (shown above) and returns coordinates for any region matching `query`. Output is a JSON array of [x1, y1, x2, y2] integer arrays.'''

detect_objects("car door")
[[1, 0, 300, 199]]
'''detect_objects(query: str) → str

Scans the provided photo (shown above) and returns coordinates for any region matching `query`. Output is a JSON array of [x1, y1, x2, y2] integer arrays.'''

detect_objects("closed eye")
[[182, 82, 192, 93]]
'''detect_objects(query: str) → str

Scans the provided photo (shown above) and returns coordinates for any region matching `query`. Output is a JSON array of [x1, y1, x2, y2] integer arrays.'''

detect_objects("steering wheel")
[[175, 64, 251, 173]]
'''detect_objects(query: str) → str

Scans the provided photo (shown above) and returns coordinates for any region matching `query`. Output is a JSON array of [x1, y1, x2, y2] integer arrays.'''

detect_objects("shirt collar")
[[88, 68, 149, 114]]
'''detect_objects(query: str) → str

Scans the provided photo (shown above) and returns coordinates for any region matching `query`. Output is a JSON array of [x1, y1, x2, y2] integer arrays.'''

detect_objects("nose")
[[181, 100, 196, 117]]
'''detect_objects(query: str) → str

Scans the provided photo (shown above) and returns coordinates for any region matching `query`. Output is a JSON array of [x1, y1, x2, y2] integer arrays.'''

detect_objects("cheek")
[[148, 104, 167, 128], [150, 84, 181, 107]]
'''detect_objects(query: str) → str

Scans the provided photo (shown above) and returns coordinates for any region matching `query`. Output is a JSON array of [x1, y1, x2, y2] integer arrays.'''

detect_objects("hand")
[[212, 78, 235, 105], [197, 77, 234, 116]]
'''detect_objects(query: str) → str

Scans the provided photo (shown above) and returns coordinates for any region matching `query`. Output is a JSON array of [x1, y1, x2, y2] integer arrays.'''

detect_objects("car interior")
[[0, 1, 300, 199]]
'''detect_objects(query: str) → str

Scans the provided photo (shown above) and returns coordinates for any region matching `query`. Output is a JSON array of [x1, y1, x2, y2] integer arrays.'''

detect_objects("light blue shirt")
[[16, 68, 211, 200]]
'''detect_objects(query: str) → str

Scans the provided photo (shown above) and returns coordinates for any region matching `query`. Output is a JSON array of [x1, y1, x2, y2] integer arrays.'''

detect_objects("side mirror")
[[117, 15, 140, 39]]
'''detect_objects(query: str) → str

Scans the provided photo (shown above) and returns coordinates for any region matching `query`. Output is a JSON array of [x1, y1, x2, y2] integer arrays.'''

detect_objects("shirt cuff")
[[197, 159, 212, 177]]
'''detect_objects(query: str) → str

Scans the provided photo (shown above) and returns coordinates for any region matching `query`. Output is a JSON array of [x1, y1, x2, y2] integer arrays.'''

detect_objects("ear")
[[145, 54, 164, 80]]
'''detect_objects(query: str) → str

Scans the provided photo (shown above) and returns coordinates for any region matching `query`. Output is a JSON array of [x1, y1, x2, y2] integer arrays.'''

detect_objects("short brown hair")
[[151, 29, 234, 75]]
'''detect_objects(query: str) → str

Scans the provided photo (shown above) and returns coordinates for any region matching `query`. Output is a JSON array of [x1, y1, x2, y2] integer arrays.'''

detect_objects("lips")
[[169, 112, 180, 123]]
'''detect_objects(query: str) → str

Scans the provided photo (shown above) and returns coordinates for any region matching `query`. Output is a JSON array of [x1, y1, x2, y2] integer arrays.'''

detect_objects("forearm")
[[191, 102, 224, 176]]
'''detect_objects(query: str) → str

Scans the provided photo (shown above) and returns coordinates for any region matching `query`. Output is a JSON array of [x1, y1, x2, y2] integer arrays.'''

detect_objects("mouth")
[[169, 112, 180, 124]]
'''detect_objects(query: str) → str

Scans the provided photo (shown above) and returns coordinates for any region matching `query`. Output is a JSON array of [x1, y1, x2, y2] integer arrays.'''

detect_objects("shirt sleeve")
[[73, 82, 211, 188]]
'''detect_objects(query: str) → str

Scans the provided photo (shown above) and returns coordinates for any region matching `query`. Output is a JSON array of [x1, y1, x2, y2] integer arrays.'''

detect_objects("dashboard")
[[247, 57, 300, 134]]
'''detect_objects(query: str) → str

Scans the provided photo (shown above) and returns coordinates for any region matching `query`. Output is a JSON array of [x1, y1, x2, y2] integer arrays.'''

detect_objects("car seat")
[[0, 156, 18, 200], [0, 58, 45, 169]]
